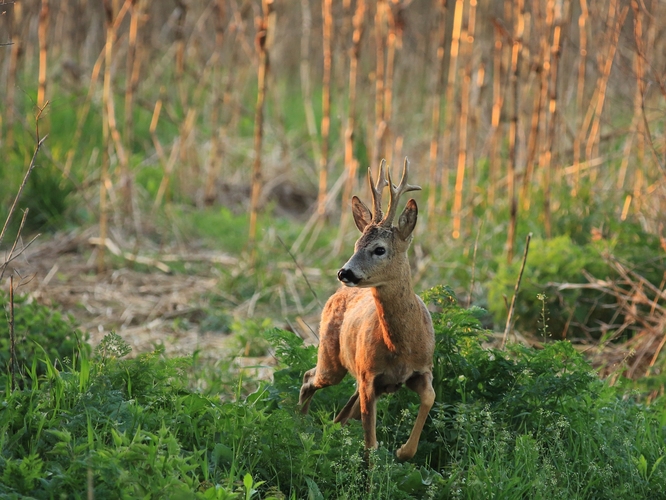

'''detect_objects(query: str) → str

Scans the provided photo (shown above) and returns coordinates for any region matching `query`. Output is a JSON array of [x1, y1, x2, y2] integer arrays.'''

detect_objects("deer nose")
[[338, 268, 361, 285]]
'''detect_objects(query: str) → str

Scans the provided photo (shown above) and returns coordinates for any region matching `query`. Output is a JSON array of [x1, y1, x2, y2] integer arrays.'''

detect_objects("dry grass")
[[7, 229, 237, 359]]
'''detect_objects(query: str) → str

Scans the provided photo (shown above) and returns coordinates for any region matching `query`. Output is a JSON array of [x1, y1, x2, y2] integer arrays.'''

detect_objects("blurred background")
[[1, 0, 665, 384]]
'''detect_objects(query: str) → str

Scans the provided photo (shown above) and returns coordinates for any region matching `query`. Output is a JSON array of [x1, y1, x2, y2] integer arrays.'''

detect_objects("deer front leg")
[[359, 377, 378, 452], [298, 368, 319, 414], [299, 361, 348, 414], [396, 372, 435, 461]]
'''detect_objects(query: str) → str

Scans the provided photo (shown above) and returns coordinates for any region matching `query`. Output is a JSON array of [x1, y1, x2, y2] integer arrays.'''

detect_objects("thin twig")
[[502, 232, 532, 348], [0, 135, 48, 249], [248, 0, 275, 250], [0, 209, 41, 281], [276, 234, 321, 308]]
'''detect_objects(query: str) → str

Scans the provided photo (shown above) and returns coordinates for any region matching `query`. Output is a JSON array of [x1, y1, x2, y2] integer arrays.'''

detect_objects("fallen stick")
[[502, 233, 532, 348]]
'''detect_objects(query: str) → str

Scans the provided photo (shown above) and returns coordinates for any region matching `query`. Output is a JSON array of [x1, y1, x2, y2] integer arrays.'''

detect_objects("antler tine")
[[369, 159, 389, 223], [381, 157, 421, 226]]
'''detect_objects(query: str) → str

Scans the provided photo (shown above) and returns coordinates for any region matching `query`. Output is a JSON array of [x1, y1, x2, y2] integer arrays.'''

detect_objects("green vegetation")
[[2, 287, 665, 499], [2, 2, 666, 498], [0, 293, 90, 389], [488, 229, 666, 340]]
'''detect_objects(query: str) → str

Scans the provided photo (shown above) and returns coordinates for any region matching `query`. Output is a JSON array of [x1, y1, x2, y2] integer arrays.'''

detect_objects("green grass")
[[2, 287, 665, 499]]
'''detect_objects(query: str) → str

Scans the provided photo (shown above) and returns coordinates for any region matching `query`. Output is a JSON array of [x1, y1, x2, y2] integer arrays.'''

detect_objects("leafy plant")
[[1, 291, 665, 499], [0, 291, 90, 388]]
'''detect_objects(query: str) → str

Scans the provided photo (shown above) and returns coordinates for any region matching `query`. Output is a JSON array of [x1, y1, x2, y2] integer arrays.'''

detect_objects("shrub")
[[487, 231, 666, 340]]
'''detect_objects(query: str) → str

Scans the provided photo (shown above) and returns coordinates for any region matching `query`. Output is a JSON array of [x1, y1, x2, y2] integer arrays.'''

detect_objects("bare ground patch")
[[5, 229, 243, 362]]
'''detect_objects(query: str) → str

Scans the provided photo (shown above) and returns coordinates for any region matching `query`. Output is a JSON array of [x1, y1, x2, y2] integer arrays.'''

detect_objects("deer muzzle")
[[338, 268, 361, 286]]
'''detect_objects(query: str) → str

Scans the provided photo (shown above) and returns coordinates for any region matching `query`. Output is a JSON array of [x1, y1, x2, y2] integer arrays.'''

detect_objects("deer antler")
[[368, 159, 389, 223], [381, 157, 421, 226]]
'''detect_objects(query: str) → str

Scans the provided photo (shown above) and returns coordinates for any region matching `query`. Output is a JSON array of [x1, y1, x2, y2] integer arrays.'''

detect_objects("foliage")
[[487, 232, 666, 339], [0, 291, 90, 388], [3, 289, 665, 498]]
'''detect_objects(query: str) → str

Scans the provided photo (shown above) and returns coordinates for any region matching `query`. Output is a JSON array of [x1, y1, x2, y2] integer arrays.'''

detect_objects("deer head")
[[338, 158, 421, 288]]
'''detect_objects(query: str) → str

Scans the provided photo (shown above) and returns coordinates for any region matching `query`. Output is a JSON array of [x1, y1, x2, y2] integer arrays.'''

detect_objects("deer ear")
[[397, 199, 418, 240], [351, 196, 372, 232]]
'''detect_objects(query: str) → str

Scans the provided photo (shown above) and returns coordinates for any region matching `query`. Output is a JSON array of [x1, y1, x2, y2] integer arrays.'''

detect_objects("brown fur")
[[299, 159, 435, 461]]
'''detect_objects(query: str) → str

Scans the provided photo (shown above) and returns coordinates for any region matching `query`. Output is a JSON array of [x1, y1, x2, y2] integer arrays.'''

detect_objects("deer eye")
[[373, 247, 386, 256]]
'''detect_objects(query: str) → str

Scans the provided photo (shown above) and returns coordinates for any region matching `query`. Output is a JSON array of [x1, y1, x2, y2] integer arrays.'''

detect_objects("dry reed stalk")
[[221, 12, 243, 128], [119, 0, 142, 214], [465, 39, 483, 218], [617, 0, 646, 190], [571, 0, 589, 195], [628, 0, 662, 190], [639, 0, 663, 178], [299, 0, 321, 170], [98, 0, 130, 271], [539, 0, 568, 239], [519, 0, 547, 212], [248, 0, 275, 248], [487, 22, 505, 207], [291, 168, 348, 255], [618, 126, 639, 201], [123, 0, 144, 155], [204, 0, 227, 205], [109, 2, 130, 185], [631, 1, 646, 185], [439, 0, 464, 216], [335, 0, 366, 255], [64, 49, 106, 178], [452, 0, 477, 240], [157, 23, 222, 209], [5, 1, 22, 150], [382, 0, 402, 167], [632, 168, 644, 214], [99, 0, 115, 273], [317, 0, 333, 218], [227, 5, 252, 132], [426, 0, 447, 232], [178, 6, 240, 204], [151, 91, 177, 210], [506, 0, 525, 263], [585, 2, 628, 163], [175, 0, 188, 109], [370, 0, 387, 171], [38, 0, 49, 109]]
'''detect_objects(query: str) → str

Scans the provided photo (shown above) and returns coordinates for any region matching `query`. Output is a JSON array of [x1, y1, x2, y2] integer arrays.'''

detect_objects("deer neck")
[[370, 263, 419, 352]]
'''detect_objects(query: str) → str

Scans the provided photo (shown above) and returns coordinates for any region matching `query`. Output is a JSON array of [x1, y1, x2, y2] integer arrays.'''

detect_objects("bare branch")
[[0, 135, 48, 249]]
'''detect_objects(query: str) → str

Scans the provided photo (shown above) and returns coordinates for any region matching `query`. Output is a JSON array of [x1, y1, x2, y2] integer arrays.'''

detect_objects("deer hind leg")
[[396, 372, 435, 461], [333, 389, 363, 425]]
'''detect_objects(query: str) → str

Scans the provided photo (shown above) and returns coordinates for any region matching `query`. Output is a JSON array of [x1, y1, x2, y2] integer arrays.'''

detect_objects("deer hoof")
[[396, 444, 415, 461]]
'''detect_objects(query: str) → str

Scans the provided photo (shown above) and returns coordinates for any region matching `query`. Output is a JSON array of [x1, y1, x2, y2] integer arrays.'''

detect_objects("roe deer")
[[299, 158, 435, 461]]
